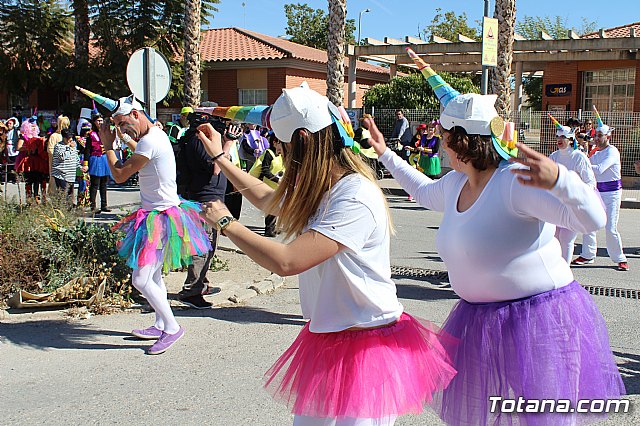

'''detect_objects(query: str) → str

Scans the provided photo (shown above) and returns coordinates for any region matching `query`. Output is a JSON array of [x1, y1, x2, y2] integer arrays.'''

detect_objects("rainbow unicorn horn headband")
[[592, 105, 614, 135], [548, 113, 575, 140], [197, 82, 356, 150], [75, 86, 145, 117], [406, 47, 460, 107], [406, 48, 517, 160]]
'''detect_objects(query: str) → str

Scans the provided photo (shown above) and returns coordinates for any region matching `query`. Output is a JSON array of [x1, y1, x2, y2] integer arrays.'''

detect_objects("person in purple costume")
[[363, 57, 625, 425]]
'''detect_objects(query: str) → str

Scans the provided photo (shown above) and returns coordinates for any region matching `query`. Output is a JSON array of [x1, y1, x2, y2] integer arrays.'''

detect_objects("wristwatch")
[[215, 215, 237, 235]]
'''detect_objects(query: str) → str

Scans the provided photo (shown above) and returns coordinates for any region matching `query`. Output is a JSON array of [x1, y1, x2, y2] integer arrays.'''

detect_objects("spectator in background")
[[84, 112, 111, 213], [76, 122, 92, 207], [259, 132, 285, 237], [4, 117, 21, 183], [51, 129, 86, 199], [576, 119, 597, 156], [239, 123, 268, 171], [16, 117, 48, 202], [391, 109, 412, 161], [37, 114, 51, 136], [47, 115, 70, 196], [417, 120, 442, 179], [176, 116, 242, 309]]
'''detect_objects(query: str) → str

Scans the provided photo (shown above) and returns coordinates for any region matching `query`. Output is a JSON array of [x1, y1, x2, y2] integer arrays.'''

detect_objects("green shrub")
[[0, 198, 132, 309]]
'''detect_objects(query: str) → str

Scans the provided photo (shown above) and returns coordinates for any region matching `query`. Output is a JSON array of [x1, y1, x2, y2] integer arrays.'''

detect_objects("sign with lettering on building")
[[545, 84, 572, 97], [481, 17, 499, 67]]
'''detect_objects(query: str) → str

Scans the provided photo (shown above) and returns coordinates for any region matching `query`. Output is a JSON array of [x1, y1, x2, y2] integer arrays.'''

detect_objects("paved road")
[[1, 183, 639, 425]]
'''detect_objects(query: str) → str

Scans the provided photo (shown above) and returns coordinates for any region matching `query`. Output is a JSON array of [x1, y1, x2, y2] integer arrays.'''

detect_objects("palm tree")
[[326, 0, 346, 106], [73, 0, 90, 67], [183, 0, 201, 107], [489, 0, 516, 119]]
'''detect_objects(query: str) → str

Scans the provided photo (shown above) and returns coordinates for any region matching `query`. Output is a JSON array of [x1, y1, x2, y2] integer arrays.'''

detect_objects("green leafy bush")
[[363, 72, 480, 110], [0, 198, 132, 309]]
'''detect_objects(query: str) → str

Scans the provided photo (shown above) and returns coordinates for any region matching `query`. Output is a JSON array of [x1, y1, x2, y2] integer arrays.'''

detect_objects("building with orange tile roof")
[[199, 28, 390, 108]]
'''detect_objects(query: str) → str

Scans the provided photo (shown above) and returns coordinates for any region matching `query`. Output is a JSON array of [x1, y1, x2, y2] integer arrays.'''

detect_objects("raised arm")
[[196, 123, 279, 215], [200, 200, 342, 276], [362, 117, 447, 211], [509, 143, 605, 233]]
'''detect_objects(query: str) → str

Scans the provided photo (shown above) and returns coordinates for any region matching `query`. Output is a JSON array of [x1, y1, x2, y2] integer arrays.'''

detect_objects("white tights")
[[293, 415, 397, 426], [131, 261, 180, 334]]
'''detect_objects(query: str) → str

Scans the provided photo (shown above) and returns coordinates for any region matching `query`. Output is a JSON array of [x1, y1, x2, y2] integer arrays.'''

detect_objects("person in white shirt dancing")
[[571, 106, 629, 271], [548, 113, 597, 262], [363, 48, 624, 425], [196, 82, 457, 426], [78, 87, 212, 355]]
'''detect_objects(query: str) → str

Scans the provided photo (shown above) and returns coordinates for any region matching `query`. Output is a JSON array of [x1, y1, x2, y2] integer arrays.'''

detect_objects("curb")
[[211, 245, 286, 306]]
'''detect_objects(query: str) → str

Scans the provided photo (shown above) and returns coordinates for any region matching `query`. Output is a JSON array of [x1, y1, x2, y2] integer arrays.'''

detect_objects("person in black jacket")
[[260, 133, 285, 237], [177, 119, 242, 309]]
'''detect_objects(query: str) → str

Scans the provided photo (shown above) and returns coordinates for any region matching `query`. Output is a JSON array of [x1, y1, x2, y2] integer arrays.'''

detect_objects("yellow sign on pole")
[[482, 17, 499, 67]]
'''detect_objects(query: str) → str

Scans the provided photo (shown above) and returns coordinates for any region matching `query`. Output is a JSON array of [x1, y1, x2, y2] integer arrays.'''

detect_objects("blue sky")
[[207, 0, 636, 40]]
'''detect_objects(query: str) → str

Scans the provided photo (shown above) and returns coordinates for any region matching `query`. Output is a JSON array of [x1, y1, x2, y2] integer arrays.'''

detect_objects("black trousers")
[[89, 175, 109, 209]]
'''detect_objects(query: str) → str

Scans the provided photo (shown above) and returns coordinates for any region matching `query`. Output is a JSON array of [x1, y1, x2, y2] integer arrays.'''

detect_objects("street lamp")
[[357, 8, 371, 45]]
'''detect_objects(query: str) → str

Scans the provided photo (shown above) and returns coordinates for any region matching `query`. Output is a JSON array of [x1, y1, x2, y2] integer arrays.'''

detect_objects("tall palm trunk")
[[73, 0, 89, 67], [183, 0, 201, 107], [326, 0, 346, 106], [489, 0, 516, 119]]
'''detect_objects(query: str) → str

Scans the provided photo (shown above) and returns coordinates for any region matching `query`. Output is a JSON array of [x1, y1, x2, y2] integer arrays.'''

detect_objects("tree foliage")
[[363, 72, 479, 110], [516, 15, 598, 39], [523, 76, 543, 111], [423, 8, 480, 42], [0, 0, 73, 99], [284, 3, 356, 50], [88, 0, 219, 103], [0, 0, 219, 112]]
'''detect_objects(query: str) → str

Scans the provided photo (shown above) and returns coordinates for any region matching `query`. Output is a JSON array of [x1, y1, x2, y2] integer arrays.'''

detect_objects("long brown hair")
[[267, 124, 391, 239]]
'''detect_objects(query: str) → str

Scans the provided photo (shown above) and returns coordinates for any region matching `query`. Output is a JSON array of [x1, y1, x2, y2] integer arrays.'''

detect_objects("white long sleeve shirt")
[[549, 148, 596, 189], [590, 144, 622, 182], [380, 149, 606, 303]]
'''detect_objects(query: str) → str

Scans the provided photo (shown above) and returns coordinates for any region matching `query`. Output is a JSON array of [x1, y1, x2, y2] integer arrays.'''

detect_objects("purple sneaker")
[[147, 327, 185, 355], [131, 326, 163, 340]]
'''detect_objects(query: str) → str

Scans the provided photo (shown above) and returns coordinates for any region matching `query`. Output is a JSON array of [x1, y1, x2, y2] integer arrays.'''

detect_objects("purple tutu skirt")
[[264, 313, 458, 419], [432, 281, 625, 426]]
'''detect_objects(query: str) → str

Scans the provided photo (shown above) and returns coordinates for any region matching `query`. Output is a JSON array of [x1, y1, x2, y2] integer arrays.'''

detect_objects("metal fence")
[[358, 108, 640, 178]]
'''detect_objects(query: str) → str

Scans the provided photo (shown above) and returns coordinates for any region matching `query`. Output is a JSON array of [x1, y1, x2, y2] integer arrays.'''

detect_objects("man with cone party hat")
[[76, 87, 212, 355], [361, 48, 624, 425], [547, 113, 596, 263], [571, 105, 628, 271]]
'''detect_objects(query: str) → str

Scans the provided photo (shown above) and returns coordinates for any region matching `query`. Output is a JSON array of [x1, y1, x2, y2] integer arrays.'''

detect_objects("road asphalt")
[[1, 180, 639, 425]]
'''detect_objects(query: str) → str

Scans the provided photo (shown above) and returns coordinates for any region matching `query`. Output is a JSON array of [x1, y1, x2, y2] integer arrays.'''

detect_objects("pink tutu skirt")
[[264, 312, 458, 419]]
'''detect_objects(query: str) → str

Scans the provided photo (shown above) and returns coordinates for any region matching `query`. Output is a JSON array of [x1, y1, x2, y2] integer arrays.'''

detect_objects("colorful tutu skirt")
[[112, 200, 212, 273], [264, 312, 458, 419], [432, 281, 625, 426]]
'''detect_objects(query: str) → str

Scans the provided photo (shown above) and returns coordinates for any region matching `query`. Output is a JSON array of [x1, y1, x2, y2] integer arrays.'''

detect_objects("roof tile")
[[581, 22, 640, 39], [201, 28, 389, 75]]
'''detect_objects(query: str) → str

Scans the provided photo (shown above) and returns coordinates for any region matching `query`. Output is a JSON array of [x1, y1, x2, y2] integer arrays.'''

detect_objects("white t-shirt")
[[590, 144, 622, 182], [134, 126, 181, 211], [299, 173, 404, 333], [549, 148, 596, 189], [380, 149, 605, 303]]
